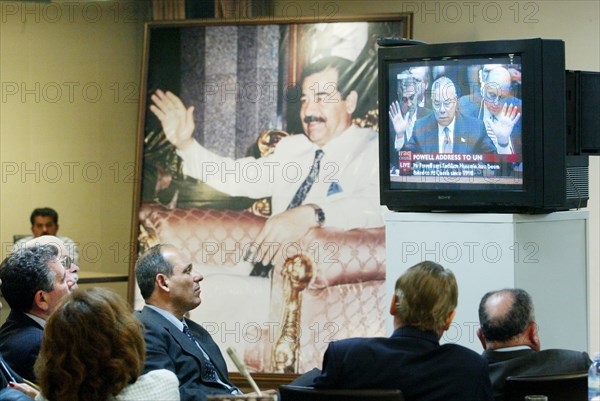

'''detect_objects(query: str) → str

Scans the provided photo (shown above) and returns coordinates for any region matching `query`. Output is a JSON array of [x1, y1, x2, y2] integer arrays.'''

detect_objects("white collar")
[[492, 345, 534, 352], [146, 304, 184, 331], [24, 312, 46, 328]]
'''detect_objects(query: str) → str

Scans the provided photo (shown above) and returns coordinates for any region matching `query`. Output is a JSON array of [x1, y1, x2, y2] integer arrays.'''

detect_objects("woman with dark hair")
[[34, 287, 180, 401]]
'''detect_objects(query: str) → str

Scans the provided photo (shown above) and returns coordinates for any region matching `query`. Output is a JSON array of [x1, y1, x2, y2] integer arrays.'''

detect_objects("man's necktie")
[[250, 149, 325, 277], [443, 126, 452, 153], [287, 149, 325, 209], [182, 324, 218, 382], [0, 358, 15, 383]]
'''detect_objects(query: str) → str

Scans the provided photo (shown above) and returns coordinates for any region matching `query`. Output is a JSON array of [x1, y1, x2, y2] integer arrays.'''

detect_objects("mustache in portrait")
[[304, 115, 326, 124]]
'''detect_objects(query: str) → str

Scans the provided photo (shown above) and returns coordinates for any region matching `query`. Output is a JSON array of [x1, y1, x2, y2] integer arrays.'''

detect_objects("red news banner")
[[398, 152, 521, 177]]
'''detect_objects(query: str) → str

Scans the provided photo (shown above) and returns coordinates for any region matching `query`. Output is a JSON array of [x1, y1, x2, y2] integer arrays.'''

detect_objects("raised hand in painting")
[[150, 89, 196, 151]]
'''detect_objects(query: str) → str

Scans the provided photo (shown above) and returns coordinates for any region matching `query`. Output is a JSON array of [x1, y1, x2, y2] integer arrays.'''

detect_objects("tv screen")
[[387, 55, 522, 191], [378, 38, 585, 213]]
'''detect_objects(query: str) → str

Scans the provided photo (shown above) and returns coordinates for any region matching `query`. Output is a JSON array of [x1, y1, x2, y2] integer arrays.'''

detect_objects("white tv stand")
[[384, 210, 589, 353]]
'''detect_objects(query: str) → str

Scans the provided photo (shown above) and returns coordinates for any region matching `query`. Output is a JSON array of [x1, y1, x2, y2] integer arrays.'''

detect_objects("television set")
[[378, 38, 589, 213]]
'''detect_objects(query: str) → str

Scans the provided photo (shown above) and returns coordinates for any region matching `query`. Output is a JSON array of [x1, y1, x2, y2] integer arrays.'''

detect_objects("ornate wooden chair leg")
[[272, 255, 313, 373]]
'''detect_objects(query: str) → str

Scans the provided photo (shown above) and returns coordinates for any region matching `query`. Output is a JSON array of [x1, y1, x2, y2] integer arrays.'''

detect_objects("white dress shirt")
[[178, 125, 385, 230]]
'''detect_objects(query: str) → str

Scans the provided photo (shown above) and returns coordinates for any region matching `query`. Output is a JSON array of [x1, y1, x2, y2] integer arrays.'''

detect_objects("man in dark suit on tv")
[[389, 70, 432, 170], [311, 261, 494, 401], [135, 244, 240, 401], [477, 288, 591, 401], [460, 66, 522, 155], [403, 76, 497, 154]]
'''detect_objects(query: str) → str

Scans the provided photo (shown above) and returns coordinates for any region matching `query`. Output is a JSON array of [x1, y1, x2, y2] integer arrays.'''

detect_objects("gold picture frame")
[[129, 13, 412, 375]]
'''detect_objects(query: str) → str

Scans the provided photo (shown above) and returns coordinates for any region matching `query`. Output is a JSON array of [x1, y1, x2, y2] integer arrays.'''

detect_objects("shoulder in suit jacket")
[[405, 112, 497, 154], [483, 348, 592, 401], [459, 95, 522, 154], [313, 326, 493, 401], [0, 311, 43, 383], [136, 306, 234, 401]]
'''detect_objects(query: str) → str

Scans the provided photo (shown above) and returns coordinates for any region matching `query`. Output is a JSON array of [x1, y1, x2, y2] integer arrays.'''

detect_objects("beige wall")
[[275, 0, 600, 352], [0, 1, 146, 277], [0, 0, 597, 353], [275, 0, 600, 354]]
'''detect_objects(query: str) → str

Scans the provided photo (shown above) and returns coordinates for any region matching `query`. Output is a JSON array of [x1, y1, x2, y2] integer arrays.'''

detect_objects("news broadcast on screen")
[[387, 56, 523, 191]]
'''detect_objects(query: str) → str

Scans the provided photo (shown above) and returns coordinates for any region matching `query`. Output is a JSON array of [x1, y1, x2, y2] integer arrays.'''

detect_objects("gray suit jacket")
[[483, 348, 591, 401], [136, 307, 237, 401]]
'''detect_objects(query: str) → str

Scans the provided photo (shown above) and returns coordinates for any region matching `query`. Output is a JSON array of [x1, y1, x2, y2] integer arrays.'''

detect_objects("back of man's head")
[[393, 260, 458, 333], [479, 288, 534, 343], [30, 207, 59, 226], [300, 56, 353, 98], [0, 245, 58, 313], [135, 244, 173, 300]]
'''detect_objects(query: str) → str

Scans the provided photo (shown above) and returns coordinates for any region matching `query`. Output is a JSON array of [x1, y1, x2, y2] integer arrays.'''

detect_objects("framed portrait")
[[130, 13, 412, 376]]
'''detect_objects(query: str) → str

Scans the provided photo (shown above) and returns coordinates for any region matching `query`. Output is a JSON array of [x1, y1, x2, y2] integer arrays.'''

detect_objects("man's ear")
[[33, 290, 50, 312], [526, 321, 541, 351], [344, 91, 358, 115], [156, 274, 169, 292], [389, 294, 397, 317], [476, 327, 488, 350]]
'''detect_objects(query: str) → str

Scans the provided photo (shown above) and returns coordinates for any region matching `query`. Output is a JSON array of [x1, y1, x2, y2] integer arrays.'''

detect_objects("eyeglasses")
[[432, 99, 456, 110], [401, 94, 416, 103], [59, 256, 73, 270], [483, 90, 507, 104]]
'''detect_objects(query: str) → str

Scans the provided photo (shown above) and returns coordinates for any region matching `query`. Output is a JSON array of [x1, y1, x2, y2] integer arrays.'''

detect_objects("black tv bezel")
[[378, 38, 566, 213]]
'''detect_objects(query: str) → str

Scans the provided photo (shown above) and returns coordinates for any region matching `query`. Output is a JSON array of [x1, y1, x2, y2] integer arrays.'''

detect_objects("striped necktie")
[[287, 149, 325, 209], [182, 324, 218, 382], [443, 126, 452, 153]]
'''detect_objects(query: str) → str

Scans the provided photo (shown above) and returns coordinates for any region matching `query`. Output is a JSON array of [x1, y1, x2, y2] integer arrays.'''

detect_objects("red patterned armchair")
[[137, 203, 386, 373]]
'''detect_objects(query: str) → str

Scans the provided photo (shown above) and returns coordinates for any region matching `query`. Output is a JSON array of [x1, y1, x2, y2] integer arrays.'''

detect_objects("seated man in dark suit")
[[477, 288, 591, 401], [311, 260, 494, 401], [0, 278, 37, 401], [403, 76, 497, 154], [135, 244, 240, 401], [0, 246, 71, 383]]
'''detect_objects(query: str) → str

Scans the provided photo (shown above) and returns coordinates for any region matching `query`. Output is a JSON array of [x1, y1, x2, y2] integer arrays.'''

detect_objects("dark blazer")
[[459, 95, 522, 154], [313, 326, 494, 401], [390, 106, 432, 169], [483, 348, 592, 401], [0, 311, 43, 383], [403, 112, 497, 154], [136, 306, 236, 401]]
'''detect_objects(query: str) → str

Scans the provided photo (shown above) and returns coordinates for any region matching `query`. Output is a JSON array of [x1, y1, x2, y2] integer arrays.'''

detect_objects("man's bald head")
[[478, 288, 535, 343], [22, 235, 79, 289], [24, 235, 67, 256]]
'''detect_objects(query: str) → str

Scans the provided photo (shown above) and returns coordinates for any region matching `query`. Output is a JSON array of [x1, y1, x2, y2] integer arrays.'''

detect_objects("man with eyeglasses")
[[22, 236, 79, 290], [0, 246, 73, 383], [460, 66, 522, 155], [389, 71, 432, 153], [403, 76, 497, 154]]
